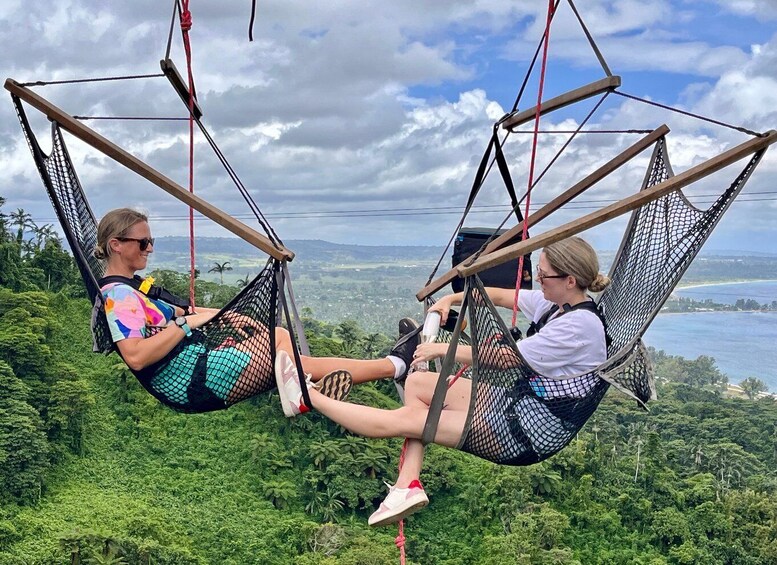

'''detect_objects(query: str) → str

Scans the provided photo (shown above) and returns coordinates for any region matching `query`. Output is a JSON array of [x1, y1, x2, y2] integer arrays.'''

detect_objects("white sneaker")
[[368, 479, 429, 527], [274, 350, 310, 417]]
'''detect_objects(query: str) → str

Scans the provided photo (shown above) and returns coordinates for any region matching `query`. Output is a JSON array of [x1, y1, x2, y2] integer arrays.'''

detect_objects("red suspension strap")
[[512, 0, 556, 326], [179, 0, 198, 308], [397, 5, 557, 561]]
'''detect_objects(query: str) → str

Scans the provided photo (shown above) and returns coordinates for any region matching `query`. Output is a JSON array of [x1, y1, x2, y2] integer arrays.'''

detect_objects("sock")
[[387, 355, 405, 380]]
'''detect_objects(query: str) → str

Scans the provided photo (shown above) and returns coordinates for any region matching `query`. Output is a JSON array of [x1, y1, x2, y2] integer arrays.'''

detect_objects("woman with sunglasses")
[[94, 208, 420, 408], [274, 236, 611, 526]]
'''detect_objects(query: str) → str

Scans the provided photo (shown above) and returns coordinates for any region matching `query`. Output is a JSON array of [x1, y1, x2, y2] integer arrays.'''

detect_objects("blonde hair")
[[543, 236, 611, 293], [94, 208, 148, 261]]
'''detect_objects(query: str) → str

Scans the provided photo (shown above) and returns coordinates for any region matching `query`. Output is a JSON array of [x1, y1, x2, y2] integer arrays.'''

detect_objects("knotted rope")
[[178, 0, 197, 308]]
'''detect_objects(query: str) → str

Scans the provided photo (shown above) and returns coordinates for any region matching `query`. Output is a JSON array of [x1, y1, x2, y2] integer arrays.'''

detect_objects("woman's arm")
[[115, 310, 218, 371], [429, 287, 521, 324], [482, 287, 520, 309], [414, 341, 473, 366]]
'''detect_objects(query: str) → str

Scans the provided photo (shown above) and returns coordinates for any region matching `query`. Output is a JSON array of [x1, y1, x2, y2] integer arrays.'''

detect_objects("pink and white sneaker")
[[275, 350, 310, 417], [368, 479, 429, 526]]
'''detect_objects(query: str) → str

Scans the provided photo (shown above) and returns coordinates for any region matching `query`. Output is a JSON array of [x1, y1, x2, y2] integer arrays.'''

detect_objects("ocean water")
[[643, 281, 777, 391]]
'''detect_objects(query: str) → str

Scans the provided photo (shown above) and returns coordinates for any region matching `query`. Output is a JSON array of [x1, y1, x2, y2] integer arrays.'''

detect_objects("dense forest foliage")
[[1, 203, 776, 564]]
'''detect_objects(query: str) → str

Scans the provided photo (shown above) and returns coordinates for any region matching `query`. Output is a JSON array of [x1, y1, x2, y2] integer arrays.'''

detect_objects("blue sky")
[[1, 0, 776, 254]]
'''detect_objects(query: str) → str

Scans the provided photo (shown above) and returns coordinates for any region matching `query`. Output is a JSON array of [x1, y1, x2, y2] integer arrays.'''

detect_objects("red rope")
[[395, 438, 409, 564], [393, 357, 469, 564], [512, 0, 555, 327], [180, 0, 197, 309], [397, 6, 556, 559]]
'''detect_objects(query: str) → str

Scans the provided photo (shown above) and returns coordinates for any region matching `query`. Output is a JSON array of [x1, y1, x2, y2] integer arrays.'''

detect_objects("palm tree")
[[362, 332, 384, 359], [0, 196, 8, 240], [627, 422, 652, 482], [262, 480, 296, 509], [33, 223, 59, 250], [335, 320, 363, 350], [9, 208, 36, 250], [236, 272, 251, 288], [739, 376, 767, 399], [249, 432, 271, 462], [208, 261, 232, 284], [529, 465, 563, 495], [84, 538, 127, 565]]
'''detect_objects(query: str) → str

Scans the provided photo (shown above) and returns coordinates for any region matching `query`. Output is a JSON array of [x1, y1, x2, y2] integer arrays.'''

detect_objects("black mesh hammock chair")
[[422, 135, 771, 466], [11, 92, 311, 414]]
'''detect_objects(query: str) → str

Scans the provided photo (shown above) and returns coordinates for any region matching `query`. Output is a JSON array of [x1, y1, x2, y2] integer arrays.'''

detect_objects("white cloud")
[[0, 0, 775, 254]]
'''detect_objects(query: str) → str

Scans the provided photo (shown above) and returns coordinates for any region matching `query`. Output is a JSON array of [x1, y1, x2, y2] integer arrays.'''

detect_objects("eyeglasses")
[[535, 268, 567, 282], [116, 237, 155, 251]]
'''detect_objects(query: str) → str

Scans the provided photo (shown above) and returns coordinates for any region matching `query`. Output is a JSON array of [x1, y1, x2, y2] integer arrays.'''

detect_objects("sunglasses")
[[535, 268, 567, 282], [116, 237, 155, 251]]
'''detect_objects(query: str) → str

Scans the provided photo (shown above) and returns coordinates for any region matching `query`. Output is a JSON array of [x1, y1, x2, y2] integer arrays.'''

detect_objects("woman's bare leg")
[[393, 372, 471, 487], [308, 371, 471, 485], [274, 327, 395, 384]]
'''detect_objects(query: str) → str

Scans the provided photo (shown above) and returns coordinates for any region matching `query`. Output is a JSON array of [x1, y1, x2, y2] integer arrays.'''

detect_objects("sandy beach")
[[675, 279, 777, 291]]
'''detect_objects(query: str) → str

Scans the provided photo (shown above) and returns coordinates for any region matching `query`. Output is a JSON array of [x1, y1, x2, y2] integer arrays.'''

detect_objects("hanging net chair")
[[421, 134, 772, 466], [412, 0, 776, 466], [9, 84, 311, 414]]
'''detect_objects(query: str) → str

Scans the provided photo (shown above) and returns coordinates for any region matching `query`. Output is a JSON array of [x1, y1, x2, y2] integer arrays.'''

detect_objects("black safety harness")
[[526, 299, 611, 347], [98, 275, 191, 314]]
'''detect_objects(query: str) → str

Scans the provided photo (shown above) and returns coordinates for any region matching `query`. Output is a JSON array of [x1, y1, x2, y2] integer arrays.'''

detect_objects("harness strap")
[[98, 275, 191, 313], [526, 300, 611, 346]]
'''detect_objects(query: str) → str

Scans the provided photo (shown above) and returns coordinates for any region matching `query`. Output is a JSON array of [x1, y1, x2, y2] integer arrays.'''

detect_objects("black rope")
[[509, 129, 653, 134], [191, 114, 284, 249], [465, 93, 609, 269], [512, 0, 562, 113], [523, 93, 609, 192], [73, 116, 190, 121], [19, 74, 163, 87], [614, 91, 763, 137], [249, 0, 258, 41], [160, 0, 281, 249], [566, 0, 612, 77], [165, 0, 179, 61]]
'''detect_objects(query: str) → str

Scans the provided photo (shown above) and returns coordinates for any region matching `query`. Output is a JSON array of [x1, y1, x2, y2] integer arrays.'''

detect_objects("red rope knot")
[[180, 10, 193, 32], [394, 531, 406, 549]]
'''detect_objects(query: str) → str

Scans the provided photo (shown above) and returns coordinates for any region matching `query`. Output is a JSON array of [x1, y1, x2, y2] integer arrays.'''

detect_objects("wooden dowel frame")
[[5, 78, 293, 261], [161, 58, 203, 120], [415, 124, 670, 300], [501, 76, 621, 131], [458, 130, 777, 277]]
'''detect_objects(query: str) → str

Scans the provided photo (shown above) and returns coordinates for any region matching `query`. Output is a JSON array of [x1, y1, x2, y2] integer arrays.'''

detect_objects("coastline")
[[656, 309, 777, 317], [675, 278, 777, 291], [645, 309, 777, 391]]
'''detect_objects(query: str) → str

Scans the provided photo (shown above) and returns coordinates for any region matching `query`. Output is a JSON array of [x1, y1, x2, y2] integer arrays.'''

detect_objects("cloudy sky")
[[2, 0, 776, 256]]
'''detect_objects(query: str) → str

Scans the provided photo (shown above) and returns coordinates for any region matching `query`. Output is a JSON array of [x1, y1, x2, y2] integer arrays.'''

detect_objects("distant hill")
[[152, 236, 445, 267], [149, 236, 777, 277]]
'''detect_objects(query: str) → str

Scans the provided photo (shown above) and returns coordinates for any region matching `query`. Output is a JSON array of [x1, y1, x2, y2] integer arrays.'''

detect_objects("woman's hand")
[[219, 311, 266, 337], [412, 342, 449, 367], [428, 293, 460, 326], [185, 310, 220, 330]]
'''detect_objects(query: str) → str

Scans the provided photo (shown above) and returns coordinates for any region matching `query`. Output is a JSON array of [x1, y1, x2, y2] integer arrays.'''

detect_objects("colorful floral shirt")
[[101, 283, 175, 342]]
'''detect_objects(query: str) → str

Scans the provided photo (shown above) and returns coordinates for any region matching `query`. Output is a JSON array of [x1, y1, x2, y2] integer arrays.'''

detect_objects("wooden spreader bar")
[[501, 76, 621, 131], [458, 130, 777, 278], [6, 78, 293, 261], [415, 124, 670, 301], [161, 58, 203, 120]]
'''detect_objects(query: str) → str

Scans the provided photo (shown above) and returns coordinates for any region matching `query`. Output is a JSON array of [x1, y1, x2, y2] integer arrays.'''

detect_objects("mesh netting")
[[459, 277, 609, 465], [455, 137, 765, 465], [14, 95, 283, 413]]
